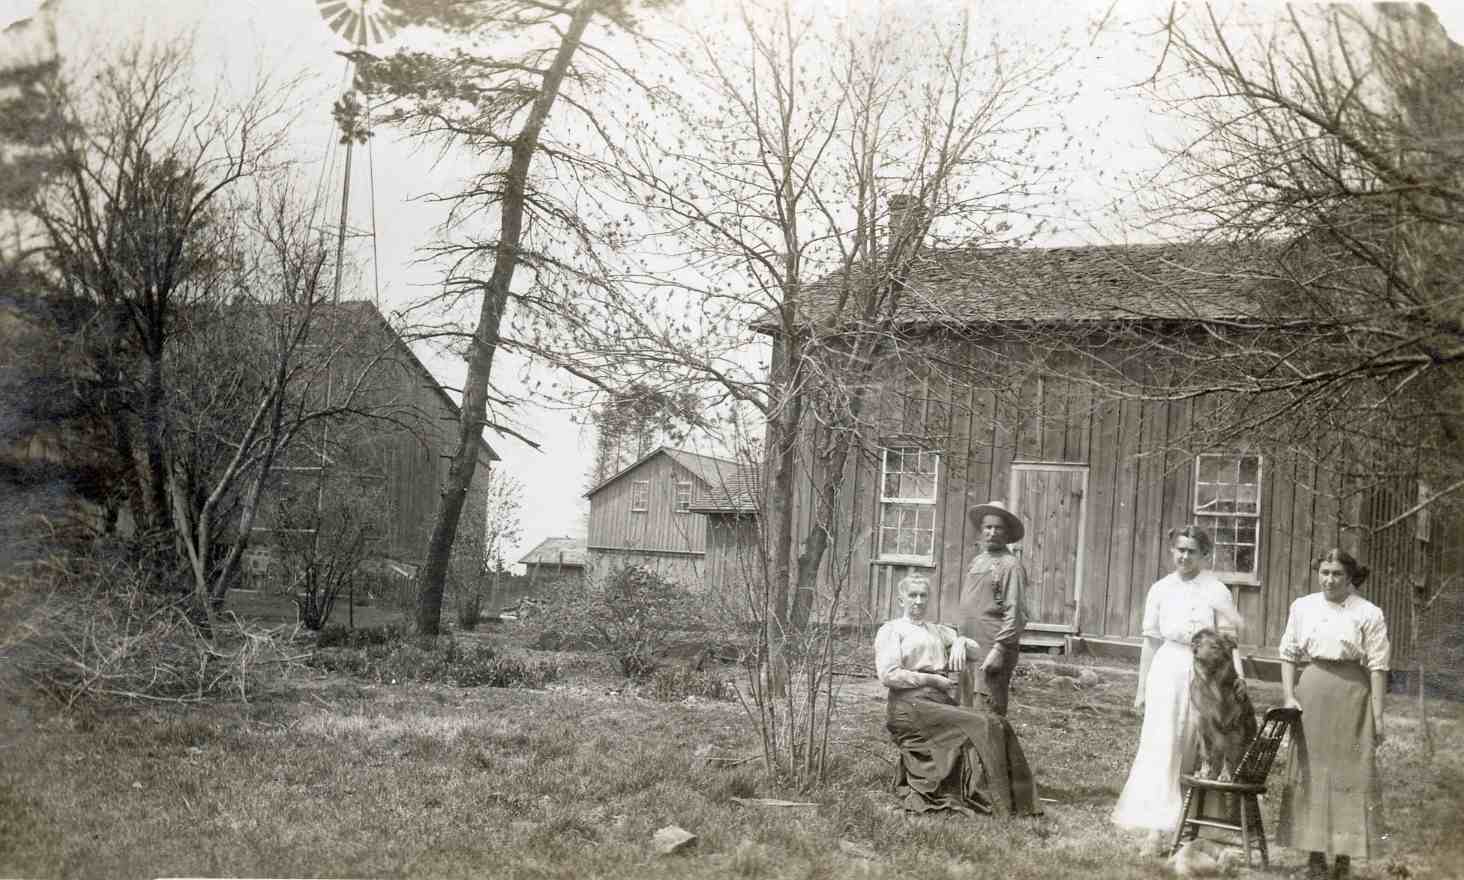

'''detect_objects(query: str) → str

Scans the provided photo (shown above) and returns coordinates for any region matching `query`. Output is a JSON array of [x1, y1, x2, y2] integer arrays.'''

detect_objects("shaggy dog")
[[1169, 838, 1241, 877], [1189, 628, 1258, 781]]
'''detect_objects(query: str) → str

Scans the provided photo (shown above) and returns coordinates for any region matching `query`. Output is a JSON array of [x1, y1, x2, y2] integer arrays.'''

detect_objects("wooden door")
[[1009, 464, 1088, 633]]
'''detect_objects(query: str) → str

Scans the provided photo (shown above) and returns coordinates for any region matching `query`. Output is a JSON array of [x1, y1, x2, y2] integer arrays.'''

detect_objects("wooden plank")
[[1160, 397, 1193, 554], [1063, 376, 1093, 464], [1104, 398, 1144, 639], [1262, 451, 1295, 650], [1080, 395, 1120, 636], [990, 390, 1016, 503], [1014, 371, 1042, 461], [845, 445, 874, 624], [1288, 454, 1318, 632], [1041, 376, 1069, 463], [937, 378, 973, 624], [1130, 400, 1168, 606]]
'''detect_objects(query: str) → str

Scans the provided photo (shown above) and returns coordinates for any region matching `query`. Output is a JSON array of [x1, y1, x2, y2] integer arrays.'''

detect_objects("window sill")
[[876, 556, 936, 568], [1217, 573, 1261, 588]]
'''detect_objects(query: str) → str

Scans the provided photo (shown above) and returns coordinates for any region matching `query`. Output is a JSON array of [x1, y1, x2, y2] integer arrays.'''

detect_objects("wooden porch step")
[[1064, 635, 1289, 682], [1020, 631, 1069, 654]]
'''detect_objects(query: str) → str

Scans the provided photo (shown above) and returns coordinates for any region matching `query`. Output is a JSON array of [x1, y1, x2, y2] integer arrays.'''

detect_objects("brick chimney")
[[888, 194, 927, 258]]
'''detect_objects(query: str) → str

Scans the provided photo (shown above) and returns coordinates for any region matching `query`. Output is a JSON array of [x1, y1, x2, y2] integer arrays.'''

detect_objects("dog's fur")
[[1189, 628, 1258, 781], [1168, 838, 1240, 877]]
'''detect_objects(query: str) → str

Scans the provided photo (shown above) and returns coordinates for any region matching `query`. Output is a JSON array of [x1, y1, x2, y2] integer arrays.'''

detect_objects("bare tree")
[[1113, 5, 1464, 501], [546, 0, 1071, 629], [26, 40, 298, 551], [508, 1, 1077, 782]]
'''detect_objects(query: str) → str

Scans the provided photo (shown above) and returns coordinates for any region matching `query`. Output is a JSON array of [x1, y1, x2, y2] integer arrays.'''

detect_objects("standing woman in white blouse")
[[874, 574, 1040, 816], [1276, 549, 1390, 880], [1112, 525, 1246, 854]]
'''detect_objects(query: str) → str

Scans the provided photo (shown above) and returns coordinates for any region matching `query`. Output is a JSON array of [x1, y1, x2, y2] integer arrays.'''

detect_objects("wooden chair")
[[1170, 706, 1301, 869]]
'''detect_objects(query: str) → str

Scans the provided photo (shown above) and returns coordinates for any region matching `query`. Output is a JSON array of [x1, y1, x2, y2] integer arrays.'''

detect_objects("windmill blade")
[[316, 0, 402, 47]]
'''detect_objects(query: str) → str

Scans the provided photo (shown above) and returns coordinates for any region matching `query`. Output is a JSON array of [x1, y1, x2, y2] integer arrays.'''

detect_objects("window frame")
[[630, 479, 650, 513], [877, 446, 941, 564], [1192, 452, 1263, 584], [673, 479, 693, 514]]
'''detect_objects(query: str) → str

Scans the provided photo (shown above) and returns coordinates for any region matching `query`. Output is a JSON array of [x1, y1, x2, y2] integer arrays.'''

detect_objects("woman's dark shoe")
[[1332, 855, 1351, 880], [1307, 851, 1329, 880]]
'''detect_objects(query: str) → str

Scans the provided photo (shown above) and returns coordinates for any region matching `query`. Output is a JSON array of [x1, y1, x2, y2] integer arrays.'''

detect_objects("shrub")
[[644, 663, 735, 702], [315, 622, 404, 650], [3, 553, 298, 708], [531, 565, 699, 678], [306, 633, 560, 689]]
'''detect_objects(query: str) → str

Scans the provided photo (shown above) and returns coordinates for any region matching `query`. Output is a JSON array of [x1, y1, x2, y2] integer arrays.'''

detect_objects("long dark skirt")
[[886, 685, 1041, 817], [1276, 660, 1386, 860]]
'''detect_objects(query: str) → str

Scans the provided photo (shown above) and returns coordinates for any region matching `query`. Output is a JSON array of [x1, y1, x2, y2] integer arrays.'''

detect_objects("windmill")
[[315, 0, 404, 305], [294, 0, 406, 596]]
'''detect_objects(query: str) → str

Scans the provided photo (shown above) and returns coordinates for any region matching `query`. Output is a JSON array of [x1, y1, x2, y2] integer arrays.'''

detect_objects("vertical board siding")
[[936, 378, 973, 623], [1080, 397, 1121, 634], [1104, 398, 1144, 638], [1130, 400, 1169, 633], [777, 339, 1452, 658], [588, 454, 710, 555]]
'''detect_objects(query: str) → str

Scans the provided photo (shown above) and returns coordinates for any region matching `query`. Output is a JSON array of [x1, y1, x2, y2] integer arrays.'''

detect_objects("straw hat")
[[967, 500, 1024, 544]]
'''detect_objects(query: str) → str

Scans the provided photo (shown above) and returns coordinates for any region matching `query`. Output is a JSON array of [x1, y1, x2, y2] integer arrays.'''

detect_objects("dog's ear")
[[1219, 633, 1237, 653], [1190, 627, 1215, 648]]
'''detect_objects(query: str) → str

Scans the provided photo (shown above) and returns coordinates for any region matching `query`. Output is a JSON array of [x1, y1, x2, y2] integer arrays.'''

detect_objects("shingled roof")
[[517, 536, 587, 568], [792, 241, 1280, 329], [688, 462, 761, 514], [584, 446, 741, 499]]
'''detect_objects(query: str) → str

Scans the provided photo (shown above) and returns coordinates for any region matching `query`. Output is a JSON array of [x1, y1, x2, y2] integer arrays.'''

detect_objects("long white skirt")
[[1112, 640, 1197, 833]]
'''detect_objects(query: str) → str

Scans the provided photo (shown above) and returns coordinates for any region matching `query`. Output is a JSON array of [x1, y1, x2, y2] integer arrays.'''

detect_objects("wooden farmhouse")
[[585, 446, 758, 592], [768, 242, 1460, 672]]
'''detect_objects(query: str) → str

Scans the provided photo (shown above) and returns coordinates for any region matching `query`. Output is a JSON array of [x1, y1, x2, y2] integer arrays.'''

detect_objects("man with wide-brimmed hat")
[[957, 501, 1029, 716]]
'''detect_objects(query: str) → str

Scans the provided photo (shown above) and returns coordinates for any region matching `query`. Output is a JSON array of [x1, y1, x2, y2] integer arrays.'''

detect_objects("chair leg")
[[1238, 795, 1252, 869], [1190, 790, 1208, 840], [1249, 795, 1269, 869], [1171, 787, 1196, 856]]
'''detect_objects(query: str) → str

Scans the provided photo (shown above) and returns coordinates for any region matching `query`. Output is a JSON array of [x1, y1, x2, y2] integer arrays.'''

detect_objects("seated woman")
[[874, 573, 1041, 817]]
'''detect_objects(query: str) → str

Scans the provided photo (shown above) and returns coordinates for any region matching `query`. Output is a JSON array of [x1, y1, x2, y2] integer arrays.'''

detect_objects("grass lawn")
[[1, 610, 1461, 879]]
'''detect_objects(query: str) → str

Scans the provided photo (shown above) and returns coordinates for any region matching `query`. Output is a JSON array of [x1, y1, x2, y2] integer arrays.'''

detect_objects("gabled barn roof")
[[334, 301, 499, 463], [517, 535, 587, 568], [583, 445, 740, 499]]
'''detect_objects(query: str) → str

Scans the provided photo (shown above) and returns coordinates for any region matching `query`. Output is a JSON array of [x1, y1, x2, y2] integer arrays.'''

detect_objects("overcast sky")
[[4, 0, 1459, 568]]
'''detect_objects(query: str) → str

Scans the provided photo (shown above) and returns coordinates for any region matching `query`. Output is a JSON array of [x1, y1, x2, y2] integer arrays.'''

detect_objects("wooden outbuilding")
[[584, 446, 754, 589]]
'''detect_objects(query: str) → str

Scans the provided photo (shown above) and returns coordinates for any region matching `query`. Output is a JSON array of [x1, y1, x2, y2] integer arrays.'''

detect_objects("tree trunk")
[[761, 334, 805, 694], [141, 347, 172, 536], [414, 0, 600, 636]]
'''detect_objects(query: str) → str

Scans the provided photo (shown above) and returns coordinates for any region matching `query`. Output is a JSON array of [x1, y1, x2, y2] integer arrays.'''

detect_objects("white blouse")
[[1278, 591, 1391, 671], [874, 618, 959, 689], [1141, 571, 1242, 644]]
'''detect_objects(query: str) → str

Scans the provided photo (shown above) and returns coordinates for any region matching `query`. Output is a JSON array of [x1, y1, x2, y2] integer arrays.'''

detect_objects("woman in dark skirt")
[[1276, 549, 1391, 880], [874, 573, 1040, 817]]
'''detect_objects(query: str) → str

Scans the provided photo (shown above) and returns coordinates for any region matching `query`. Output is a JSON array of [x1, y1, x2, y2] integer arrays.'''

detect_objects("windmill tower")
[[299, 1, 404, 594], [315, 0, 404, 305]]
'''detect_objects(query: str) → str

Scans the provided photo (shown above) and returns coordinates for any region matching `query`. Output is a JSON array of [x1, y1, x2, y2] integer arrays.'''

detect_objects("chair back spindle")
[[1233, 707, 1301, 785]]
